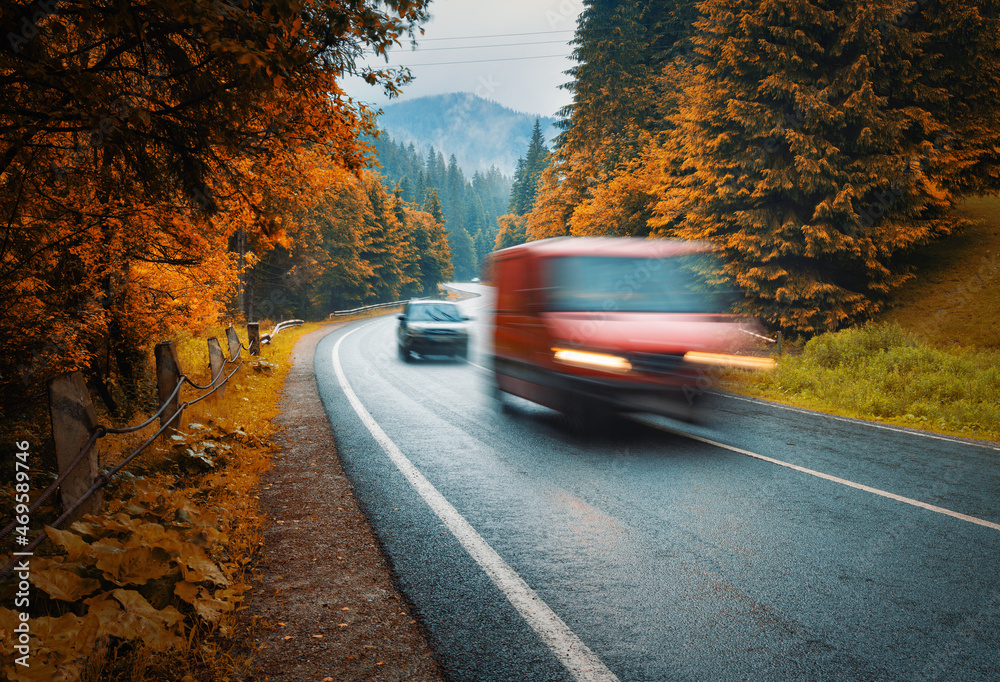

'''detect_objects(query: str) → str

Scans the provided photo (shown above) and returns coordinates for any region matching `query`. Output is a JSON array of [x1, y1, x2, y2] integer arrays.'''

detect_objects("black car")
[[397, 300, 471, 362]]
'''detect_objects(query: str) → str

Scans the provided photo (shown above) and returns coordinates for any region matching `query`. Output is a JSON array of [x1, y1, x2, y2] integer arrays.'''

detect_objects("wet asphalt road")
[[313, 286, 1000, 681]]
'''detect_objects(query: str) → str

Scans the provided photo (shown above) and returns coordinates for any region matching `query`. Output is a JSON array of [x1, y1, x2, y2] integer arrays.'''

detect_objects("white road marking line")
[[333, 324, 620, 682], [631, 416, 1000, 532], [714, 391, 1000, 452]]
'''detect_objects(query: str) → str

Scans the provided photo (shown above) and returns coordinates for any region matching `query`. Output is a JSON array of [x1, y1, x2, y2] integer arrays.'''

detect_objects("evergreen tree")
[[905, 0, 1000, 195], [508, 119, 550, 216], [651, 0, 961, 334], [449, 226, 477, 281], [527, 0, 696, 238], [423, 188, 445, 225], [409, 203, 453, 296], [473, 227, 493, 265]]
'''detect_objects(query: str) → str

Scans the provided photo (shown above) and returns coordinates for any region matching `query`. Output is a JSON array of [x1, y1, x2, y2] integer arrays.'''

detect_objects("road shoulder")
[[248, 323, 445, 681]]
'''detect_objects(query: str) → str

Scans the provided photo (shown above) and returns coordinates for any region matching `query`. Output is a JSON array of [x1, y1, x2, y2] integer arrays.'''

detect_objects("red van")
[[486, 237, 770, 424]]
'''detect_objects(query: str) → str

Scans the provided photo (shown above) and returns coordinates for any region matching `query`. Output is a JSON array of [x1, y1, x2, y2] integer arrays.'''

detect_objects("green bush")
[[733, 323, 1000, 440]]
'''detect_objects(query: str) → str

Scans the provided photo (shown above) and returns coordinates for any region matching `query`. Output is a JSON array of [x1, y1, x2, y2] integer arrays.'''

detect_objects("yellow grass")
[[1, 308, 402, 682], [879, 195, 1000, 349]]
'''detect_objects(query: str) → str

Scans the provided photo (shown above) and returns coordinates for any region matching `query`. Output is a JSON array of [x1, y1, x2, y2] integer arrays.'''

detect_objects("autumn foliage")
[[1, 0, 439, 414], [527, 0, 1000, 335]]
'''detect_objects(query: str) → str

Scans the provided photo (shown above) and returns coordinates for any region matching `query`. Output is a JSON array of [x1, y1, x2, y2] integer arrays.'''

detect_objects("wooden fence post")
[[225, 326, 241, 360], [247, 322, 260, 356], [154, 341, 183, 440], [207, 337, 225, 399], [48, 372, 102, 520]]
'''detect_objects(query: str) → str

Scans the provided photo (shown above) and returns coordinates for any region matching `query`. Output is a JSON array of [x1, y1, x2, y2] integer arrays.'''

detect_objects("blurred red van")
[[486, 237, 770, 424]]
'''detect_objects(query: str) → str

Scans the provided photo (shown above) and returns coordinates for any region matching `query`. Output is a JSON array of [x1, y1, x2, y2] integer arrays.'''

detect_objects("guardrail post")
[[48, 372, 102, 520], [154, 341, 183, 440], [207, 337, 226, 399], [247, 322, 260, 356], [225, 326, 241, 360]]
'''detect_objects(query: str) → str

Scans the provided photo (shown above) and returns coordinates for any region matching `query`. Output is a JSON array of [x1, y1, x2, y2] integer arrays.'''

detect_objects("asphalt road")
[[313, 285, 1000, 681]]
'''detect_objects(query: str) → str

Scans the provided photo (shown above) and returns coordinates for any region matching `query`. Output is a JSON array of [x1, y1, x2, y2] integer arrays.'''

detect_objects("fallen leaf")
[[283, 635, 293, 640]]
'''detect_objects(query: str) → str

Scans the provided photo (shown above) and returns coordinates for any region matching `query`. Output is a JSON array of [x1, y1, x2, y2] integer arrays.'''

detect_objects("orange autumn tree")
[[649, 0, 991, 334], [250, 159, 454, 318], [1, 0, 430, 416]]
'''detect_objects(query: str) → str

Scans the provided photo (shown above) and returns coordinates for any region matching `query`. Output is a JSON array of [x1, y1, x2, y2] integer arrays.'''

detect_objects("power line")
[[407, 39, 570, 52], [416, 29, 575, 42], [392, 53, 573, 68]]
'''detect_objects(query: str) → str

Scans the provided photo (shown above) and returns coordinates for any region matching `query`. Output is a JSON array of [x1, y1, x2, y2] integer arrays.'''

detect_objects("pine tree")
[[449, 226, 477, 281], [422, 188, 445, 226], [509, 119, 550, 216], [412, 190, 453, 295], [905, 0, 1000, 195], [651, 0, 961, 334], [526, 0, 696, 237]]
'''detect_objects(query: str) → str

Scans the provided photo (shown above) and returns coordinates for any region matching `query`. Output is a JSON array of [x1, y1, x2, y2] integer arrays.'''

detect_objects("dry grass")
[[1, 309, 402, 682]]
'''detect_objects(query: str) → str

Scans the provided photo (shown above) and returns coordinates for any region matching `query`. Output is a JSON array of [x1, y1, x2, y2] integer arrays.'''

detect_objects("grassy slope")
[[880, 196, 1000, 349], [721, 196, 1000, 443]]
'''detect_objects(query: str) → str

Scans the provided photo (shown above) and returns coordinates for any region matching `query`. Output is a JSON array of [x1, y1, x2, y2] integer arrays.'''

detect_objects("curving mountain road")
[[313, 284, 1000, 681]]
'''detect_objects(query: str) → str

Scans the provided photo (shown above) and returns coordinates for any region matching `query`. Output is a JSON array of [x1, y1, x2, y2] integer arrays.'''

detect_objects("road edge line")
[[332, 324, 620, 682], [633, 417, 1000, 532]]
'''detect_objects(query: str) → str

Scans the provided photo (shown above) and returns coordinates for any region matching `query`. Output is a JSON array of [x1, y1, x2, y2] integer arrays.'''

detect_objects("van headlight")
[[683, 351, 775, 370], [552, 347, 632, 374]]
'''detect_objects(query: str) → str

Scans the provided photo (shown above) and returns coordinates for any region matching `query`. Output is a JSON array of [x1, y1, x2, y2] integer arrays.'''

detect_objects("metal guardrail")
[[261, 319, 303, 344], [328, 299, 417, 318]]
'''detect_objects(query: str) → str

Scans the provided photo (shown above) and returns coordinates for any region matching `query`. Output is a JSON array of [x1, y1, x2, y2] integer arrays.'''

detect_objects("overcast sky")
[[343, 0, 585, 119]]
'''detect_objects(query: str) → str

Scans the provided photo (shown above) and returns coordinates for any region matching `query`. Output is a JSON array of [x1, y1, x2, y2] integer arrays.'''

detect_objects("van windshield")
[[544, 254, 737, 314]]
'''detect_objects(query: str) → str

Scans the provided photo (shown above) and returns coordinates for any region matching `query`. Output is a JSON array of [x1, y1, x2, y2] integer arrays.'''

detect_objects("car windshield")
[[544, 254, 738, 314], [408, 304, 463, 322]]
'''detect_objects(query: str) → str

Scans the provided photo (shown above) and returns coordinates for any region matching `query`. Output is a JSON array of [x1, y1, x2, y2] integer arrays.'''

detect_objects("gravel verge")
[[248, 323, 446, 681]]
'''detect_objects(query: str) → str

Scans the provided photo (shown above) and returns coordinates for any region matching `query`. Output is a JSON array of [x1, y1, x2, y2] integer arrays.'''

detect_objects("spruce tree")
[[653, 0, 961, 334], [448, 226, 477, 281], [509, 119, 550, 216], [905, 0, 1000, 195], [416, 189, 453, 294], [527, 0, 696, 238]]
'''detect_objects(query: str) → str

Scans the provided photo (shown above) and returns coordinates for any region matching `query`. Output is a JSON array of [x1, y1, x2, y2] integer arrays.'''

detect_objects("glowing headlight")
[[552, 348, 632, 374], [683, 351, 775, 370]]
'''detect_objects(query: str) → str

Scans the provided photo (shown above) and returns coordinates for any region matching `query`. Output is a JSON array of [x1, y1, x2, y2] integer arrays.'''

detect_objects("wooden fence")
[[0, 320, 301, 578]]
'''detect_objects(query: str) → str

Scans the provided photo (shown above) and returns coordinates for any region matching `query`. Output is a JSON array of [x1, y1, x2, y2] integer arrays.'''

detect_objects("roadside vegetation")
[[722, 323, 1000, 442], [720, 196, 1000, 443], [0, 311, 396, 682]]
